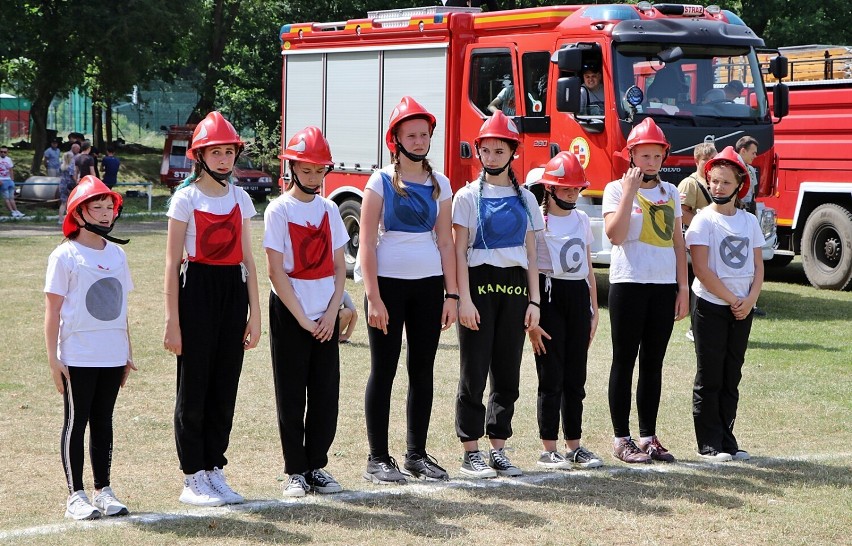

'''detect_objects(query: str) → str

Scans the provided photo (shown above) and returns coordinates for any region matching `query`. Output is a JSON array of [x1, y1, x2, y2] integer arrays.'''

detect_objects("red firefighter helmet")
[[704, 145, 751, 199], [280, 126, 334, 166], [186, 111, 245, 161], [475, 110, 521, 148], [385, 96, 437, 154], [63, 175, 123, 237], [537, 152, 589, 188], [625, 117, 670, 153]]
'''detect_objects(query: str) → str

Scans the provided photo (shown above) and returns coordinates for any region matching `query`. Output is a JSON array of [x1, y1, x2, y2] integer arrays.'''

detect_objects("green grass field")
[[0, 220, 849, 545]]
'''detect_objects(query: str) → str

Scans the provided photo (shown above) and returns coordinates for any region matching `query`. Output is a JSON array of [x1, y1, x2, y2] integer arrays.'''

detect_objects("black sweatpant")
[[61, 366, 124, 494], [535, 276, 592, 441], [175, 261, 248, 474], [692, 297, 753, 454], [608, 282, 677, 438], [364, 275, 444, 458], [269, 292, 340, 475], [456, 265, 529, 442]]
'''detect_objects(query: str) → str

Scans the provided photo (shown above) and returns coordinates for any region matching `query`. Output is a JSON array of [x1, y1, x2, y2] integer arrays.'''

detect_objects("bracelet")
[[528, 300, 540, 308], [444, 293, 460, 301]]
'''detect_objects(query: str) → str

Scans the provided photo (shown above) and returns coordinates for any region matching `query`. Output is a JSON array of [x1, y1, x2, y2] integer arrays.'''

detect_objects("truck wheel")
[[338, 199, 361, 278], [801, 204, 852, 290]]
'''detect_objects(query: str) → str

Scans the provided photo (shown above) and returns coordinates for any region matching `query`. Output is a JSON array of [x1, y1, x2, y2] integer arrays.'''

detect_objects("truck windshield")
[[613, 44, 768, 121]]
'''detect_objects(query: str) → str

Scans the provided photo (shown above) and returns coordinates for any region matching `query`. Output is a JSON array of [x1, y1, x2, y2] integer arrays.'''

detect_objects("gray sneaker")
[[403, 453, 450, 481], [92, 486, 129, 516], [488, 448, 523, 477], [460, 450, 497, 479], [566, 446, 604, 469], [65, 490, 101, 520], [364, 455, 407, 485], [537, 450, 572, 470]]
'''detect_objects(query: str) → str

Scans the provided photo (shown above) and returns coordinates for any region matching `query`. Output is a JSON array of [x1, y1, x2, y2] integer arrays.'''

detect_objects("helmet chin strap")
[[549, 189, 577, 210], [479, 156, 513, 176], [292, 171, 320, 195], [396, 139, 430, 162], [78, 206, 129, 245], [629, 152, 666, 182], [711, 185, 741, 205], [198, 149, 242, 187]]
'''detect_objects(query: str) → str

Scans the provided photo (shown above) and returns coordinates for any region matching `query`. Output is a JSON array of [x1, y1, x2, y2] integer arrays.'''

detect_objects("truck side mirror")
[[773, 83, 789, 119], [556, 48, 583, 73], [769, 56, 789, 80], [555, 76, 582, 113]]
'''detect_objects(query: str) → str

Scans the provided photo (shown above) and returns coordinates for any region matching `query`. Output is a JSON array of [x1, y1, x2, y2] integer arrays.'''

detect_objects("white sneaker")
[[731, 450, 751, 461], [179, 470, 226, 507], [92, 486, 129, 516], [206, 467, 244, 504], [65, 490, 101, 520], [282, 474, 310, 498], [11, 210, 24, 218], [697, 450, 733, 463]]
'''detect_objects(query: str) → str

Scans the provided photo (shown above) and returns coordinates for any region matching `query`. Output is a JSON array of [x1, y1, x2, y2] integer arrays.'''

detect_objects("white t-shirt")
[[685, 208, 765, 305], [535, 210, 593, 280], [602, 180, 682, 284], [0, 156, 13, 180], [263, 193, 349, 320], [452, 179, 544, 269], [44, 241, 133, 367], [166, 183, 257, 259], [364, 165, 452, 279]]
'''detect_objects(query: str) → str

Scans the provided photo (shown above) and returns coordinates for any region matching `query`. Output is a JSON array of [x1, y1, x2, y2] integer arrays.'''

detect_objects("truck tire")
[[338, 198, 361, 278], [801, 204, 852, 290]]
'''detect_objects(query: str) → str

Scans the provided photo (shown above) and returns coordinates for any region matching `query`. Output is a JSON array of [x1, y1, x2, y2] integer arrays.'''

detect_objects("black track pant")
[[175, 262, 247, 474], [608, 282, 677, 438], [270, 292, 340, 475], [456, 265, 528, 442], [535, 276, 592, 441], [61, 366, 124, 494], [692, 297, 753, 454], [365, 275, 443, 458]]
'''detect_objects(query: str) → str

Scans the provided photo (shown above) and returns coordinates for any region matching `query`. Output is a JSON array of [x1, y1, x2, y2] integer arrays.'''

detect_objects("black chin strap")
[[711, 185, 741, 205], [549, 189, 577, 210], [78, 206, 129, 245], [396, 139, 430, 162], [198, 149, 242, 187], [479, 156, 513, 176], [292, 171, 320, 195]]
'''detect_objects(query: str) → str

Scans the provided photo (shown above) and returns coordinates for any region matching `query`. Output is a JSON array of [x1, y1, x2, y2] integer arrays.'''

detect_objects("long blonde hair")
[[60, 151, 74, 170], [390, 152, 440, 200]]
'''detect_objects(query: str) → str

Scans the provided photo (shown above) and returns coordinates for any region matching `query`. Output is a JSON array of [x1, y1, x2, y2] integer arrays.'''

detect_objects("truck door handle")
[[550, 143, 560, 158], [460, 141, 472, 159]]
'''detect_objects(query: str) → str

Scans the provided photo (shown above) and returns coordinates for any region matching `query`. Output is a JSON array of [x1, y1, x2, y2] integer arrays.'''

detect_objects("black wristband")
[[445, 293, 460, 301], [528, 300, 540, 308]]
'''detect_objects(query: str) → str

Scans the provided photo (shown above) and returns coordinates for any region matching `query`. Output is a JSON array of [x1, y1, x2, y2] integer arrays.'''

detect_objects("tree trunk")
[[92, 87, 104, 151], [28, 92, 53, 176], [190, 0, 241, 122], [105, 98, 114, 146]]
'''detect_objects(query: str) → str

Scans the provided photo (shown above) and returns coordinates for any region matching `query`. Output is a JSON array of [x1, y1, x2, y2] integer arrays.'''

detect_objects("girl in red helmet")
[[527, 152, 603, 471], [163, 111, 261, 507], [359, 96, 458, 484], [452, 111, 544, 479], [685, 146, 764, 462], [44, 175, 136, 520], [603, 117, 689, 464], [263, 126, 349, 497]]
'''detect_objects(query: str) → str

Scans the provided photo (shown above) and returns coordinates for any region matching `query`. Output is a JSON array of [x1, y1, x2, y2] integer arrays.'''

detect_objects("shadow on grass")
[[127, 458, 848, 542]]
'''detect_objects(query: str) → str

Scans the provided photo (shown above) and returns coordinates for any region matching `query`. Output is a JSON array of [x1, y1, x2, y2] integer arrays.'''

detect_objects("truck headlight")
[[259, 176, 272, 184], [760, 208, 776, 239]]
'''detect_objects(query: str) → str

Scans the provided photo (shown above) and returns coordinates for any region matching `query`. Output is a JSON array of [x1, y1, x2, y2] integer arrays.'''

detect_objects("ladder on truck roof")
[[760, 45, 852, 82]]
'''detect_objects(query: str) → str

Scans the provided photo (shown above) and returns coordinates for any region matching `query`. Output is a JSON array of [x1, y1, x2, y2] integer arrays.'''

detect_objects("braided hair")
[[474, 140, 533, 249], [541, 189, 551, 231]]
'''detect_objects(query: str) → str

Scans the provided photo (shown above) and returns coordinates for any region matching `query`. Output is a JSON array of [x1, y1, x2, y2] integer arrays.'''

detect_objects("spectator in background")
[[734, 135, 765, 317], [724, 80, 744, 101], [1, 146, 24, 218], [44, 139, 62, 177], [74, 142, 96, 185], [101, 147, 121, 189], [338, 290, 358, 343], [488, 77, 516, 116], [58, 151, 76, 225]]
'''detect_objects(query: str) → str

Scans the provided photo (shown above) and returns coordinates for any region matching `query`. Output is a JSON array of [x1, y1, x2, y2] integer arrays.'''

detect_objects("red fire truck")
[[761, 46, 852, 290], [278, 3, 787, 274]]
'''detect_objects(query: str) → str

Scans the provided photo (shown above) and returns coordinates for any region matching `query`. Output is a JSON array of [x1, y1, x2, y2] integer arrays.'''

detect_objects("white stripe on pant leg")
[[62, 378, 75, 494]]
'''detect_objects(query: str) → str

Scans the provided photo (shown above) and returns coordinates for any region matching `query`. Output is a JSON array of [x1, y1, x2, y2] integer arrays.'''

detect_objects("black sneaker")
[[364, 455, 407, 485], [565, 446, 604, 469], [488, 448, 523, 477], [305, 468, 343, 494], [403, 453, 450, 481]]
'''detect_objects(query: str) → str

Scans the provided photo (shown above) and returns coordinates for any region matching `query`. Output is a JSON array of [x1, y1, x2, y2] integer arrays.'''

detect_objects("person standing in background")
[[44, 138, 62, 177], [101, 146, 121, 189]]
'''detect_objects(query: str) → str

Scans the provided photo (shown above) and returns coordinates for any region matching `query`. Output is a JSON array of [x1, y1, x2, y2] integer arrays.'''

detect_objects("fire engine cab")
[[278, 3, 787, 273]]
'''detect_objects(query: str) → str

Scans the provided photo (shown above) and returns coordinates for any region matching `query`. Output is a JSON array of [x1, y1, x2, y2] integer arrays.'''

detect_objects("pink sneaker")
[[639, 437, 676, 462]]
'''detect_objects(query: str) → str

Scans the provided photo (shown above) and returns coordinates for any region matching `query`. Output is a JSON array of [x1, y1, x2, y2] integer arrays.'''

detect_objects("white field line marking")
[[3, 452, 850, 540]]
